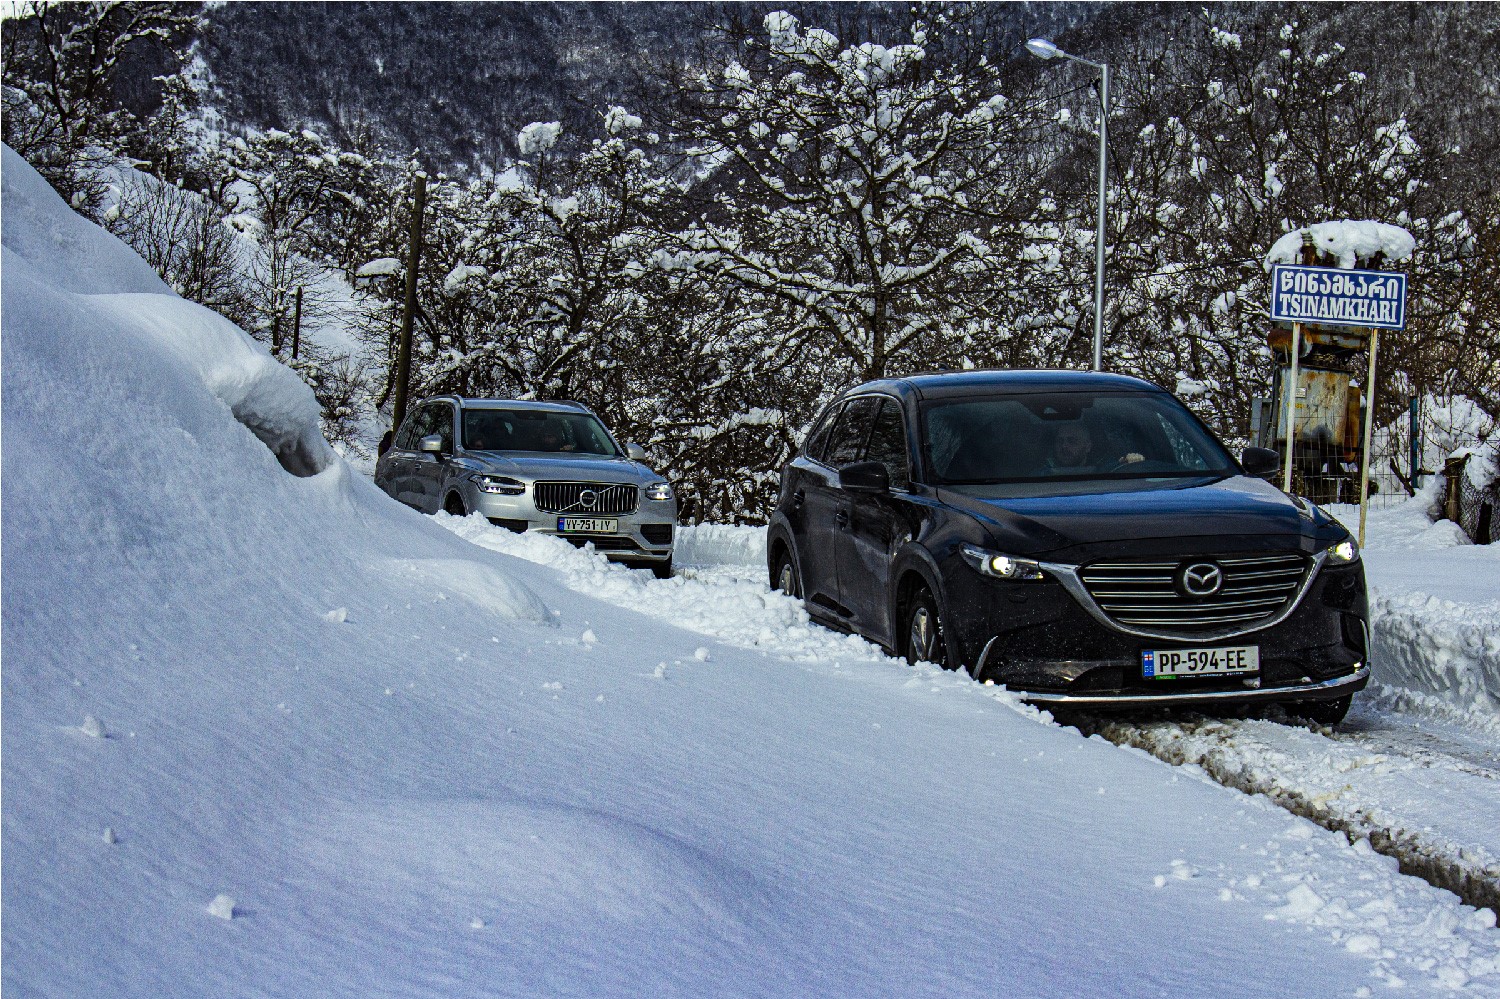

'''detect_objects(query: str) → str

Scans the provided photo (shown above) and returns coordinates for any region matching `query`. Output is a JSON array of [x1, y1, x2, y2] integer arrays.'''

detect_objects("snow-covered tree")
[[669, 10, 1065, 382], [1, 1, 198, 214]]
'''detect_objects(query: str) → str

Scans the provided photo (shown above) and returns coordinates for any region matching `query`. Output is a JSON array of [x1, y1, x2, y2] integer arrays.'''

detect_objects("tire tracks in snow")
[[1076, 711, 1500, 914]]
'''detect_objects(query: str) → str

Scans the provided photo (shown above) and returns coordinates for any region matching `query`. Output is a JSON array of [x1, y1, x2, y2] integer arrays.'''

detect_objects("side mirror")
[[839, 460, 890, 494], [626, 442, 648, 462], [1241, 446, 1279, 479], [419, 434, 445, 456]]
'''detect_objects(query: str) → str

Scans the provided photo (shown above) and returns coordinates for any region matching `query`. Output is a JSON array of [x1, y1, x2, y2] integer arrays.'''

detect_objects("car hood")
[[936, 475, 1343, 557], [455, 451, 658, 483]]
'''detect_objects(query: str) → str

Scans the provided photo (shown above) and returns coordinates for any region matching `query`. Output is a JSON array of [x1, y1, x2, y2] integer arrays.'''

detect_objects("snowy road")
[[445, 516, 1500, 915]]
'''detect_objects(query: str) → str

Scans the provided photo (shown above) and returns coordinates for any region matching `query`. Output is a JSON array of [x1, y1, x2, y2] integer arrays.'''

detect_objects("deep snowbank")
[[1327, 487, 1500, 717], [5, 145, 1500, 997]]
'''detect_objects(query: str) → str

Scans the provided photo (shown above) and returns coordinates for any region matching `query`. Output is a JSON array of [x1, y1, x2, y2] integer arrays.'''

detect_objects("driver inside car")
[[1042, 423, 1144, 473]]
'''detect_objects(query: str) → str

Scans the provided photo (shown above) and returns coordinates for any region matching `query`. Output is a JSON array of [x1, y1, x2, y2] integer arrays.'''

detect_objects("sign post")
[[1282, 321, 1303, 494], [1269, 264, 1407, 546], [1357, 330, 1381, 546]]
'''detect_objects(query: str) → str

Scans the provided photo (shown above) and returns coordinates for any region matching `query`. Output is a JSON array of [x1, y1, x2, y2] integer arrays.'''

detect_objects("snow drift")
[[4, 144, 1499, 997]]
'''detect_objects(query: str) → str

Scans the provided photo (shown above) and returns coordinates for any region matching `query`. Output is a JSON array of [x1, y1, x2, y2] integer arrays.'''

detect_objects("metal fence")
[[1246, 392, 1496, 542]]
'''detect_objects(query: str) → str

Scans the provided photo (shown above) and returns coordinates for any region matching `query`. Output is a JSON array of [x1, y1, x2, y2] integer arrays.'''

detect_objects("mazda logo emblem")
[[1178, 562, 1224, 597], [579, 489, 599, 509]]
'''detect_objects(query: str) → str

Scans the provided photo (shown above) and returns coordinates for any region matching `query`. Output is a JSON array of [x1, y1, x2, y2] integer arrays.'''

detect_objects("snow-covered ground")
[[5, 144, 1500, 996]]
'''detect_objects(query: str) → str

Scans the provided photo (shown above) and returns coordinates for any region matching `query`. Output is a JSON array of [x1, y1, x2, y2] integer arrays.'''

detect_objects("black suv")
[[767, 371, 1369, 723]]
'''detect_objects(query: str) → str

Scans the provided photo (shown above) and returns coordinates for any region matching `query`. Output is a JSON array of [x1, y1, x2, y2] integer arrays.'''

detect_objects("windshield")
[[462, 409, 620, 457], [921, 391, 1236, 497]]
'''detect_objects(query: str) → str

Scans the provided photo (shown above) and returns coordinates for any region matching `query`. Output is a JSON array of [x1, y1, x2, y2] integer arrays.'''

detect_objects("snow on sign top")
[[1264, 219, 1415, 270]]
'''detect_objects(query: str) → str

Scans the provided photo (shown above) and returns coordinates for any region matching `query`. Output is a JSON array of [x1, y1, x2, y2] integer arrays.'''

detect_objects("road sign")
[[1269, 264, 1407, 330]]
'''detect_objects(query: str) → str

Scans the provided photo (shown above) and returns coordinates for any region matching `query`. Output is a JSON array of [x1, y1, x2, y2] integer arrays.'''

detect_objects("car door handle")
[[834, 509, 850, 529]]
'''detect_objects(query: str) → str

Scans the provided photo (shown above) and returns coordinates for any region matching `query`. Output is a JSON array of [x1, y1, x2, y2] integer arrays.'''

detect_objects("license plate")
[[557, 517, 618, 533], [1143, 645, 1259, 679]]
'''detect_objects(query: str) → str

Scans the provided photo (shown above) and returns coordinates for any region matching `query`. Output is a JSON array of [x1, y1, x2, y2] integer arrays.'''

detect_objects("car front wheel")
[[772, 549, 801, 597], [905, 588, 949, 669]]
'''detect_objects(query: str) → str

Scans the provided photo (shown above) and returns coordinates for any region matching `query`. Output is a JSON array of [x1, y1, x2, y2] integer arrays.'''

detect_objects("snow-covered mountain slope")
[[3, 144, 1498, 997]]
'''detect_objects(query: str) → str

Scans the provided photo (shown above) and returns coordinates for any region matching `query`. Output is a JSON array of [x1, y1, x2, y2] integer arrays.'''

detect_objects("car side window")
[[412, 406, 439, 448], [824, 396, 881, 468], [431, 404, 455, 453], [864, 398, 910, 489], [803, 403, 840, 462], [393, 409, 421, 451]]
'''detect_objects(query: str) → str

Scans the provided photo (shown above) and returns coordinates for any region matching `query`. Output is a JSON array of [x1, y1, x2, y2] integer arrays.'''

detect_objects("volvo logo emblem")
[[579, 489, 599, 509], [1178, 562, 1224, 597]]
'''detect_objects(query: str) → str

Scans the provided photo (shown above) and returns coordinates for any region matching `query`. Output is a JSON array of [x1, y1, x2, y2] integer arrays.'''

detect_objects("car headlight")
[[471, 474, 525, 496], [1323, 537, 1360, 564], [644, 481, 673, 502], [960, 544, 1045, 581]]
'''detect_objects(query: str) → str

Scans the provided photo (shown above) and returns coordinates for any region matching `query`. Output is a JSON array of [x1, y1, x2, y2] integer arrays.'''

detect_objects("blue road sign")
[[1269, 265, 1407, 330]]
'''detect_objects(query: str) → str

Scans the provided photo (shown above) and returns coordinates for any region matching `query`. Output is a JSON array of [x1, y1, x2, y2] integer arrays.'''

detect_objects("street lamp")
[[1027, 37, 1110, 373]]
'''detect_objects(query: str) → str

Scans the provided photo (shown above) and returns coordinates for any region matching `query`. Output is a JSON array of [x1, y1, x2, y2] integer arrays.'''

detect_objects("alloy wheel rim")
[[910, 606, 934, 660], [778, 563, 795, 595]]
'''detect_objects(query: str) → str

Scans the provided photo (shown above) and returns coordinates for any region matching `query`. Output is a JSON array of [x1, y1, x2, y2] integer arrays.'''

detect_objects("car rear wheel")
[[904, 588, 949, 669], [1288, 694, 1352, 727]]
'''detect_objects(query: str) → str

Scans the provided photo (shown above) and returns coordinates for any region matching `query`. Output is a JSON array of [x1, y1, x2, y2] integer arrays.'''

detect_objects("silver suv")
[[375, 396, 677, 577]]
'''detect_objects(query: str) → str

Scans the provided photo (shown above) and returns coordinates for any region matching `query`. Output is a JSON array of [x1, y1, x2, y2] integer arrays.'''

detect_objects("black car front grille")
[[533, 481, 638, 515], [1079, 552, 1310, 634], [640, 524, 674, 546]]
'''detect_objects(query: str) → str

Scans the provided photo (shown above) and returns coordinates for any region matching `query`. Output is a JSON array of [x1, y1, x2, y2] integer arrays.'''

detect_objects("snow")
[[1265, 220, 1416, 269], [6, 143, 1500, 996], [356, 256, 403, 278], [442, 263, 490, 296], [1326, 482, 1500, 715], [518, 120, 562, 155], [603, 106, 642, 135]]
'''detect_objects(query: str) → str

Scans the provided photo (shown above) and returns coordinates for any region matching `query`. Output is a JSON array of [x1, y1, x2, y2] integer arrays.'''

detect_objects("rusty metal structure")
[[1260, 323, 1367, 504]]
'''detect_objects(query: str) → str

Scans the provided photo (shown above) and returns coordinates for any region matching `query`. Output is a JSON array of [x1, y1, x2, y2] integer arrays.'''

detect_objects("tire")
[[1288, 694, 1352, 727], [771, 548, 801, 597], [443, 491, 467, 516], [904, 587, 951, 669], [651, 558, 674, 580]]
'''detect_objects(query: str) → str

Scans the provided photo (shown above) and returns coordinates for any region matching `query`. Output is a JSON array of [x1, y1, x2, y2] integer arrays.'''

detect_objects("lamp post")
[[1027, 37, 1110, 373]]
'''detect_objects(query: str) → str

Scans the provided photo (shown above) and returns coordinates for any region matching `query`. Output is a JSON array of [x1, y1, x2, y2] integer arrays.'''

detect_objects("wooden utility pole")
[[391, 173, 427, 433], [290, 285, 303, 360]]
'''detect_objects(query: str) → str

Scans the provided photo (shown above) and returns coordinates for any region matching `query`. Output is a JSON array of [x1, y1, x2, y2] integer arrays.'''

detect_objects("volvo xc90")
[[376, 397, 677, 576]]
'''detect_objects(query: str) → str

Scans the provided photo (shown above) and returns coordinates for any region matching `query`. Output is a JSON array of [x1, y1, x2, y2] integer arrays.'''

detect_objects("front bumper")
[[1017, 664, 1368, 709], [474, 493, 675, 562], [944, 550, 1368, 706]]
